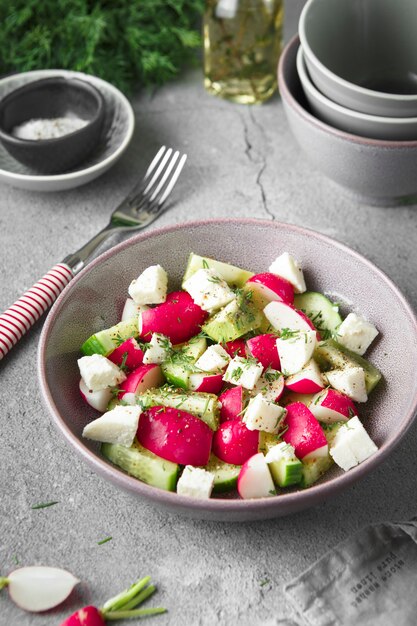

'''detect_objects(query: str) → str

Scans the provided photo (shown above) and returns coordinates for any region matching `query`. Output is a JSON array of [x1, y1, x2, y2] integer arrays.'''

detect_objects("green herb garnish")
[[31, 501, 59, 509], [98, 536, 113, 545]]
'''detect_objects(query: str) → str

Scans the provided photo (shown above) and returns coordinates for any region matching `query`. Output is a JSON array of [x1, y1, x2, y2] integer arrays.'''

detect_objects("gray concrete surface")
[[1, 2, 417, 624]]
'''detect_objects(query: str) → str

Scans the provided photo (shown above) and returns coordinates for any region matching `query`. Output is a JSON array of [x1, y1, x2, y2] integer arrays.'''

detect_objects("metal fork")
[[0, 146, 187, 360]]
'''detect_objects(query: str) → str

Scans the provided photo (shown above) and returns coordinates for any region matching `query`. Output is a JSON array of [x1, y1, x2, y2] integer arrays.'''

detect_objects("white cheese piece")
[[78, 354, 126, 392], [243, 394, 286, 433], [182, 268, 236, 312], [265, 441, 298, 463], [177, 466, 215, 499], [143, 333, 172, 364], [223, 356, 263, 390], [121, 298, 149, 322], [337, 313, 379, 356], [268, 252, 306, 293], [251, 369, 284, 402], [128, 265, 168, 305], [330, 416, 377, 471], [195, 344, 230, 372], [82, 405, 141, 446], [276, 330, 317, 376], [326, 367, 368, 403]]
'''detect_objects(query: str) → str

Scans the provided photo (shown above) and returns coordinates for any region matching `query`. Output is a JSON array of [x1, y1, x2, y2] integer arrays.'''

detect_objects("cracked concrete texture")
[[2, 1, 417, 625]]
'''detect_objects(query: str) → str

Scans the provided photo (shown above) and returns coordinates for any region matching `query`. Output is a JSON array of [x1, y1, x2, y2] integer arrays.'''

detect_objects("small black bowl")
[[0, 76, 105, 173]]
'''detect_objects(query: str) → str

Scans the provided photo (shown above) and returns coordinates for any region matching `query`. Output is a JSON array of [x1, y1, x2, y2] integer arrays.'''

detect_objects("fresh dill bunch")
[[0, 0, 204, 94]]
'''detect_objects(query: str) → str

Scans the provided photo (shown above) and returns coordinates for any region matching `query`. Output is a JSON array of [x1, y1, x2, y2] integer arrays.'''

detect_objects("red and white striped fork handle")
[[0, 263, 74, 360]]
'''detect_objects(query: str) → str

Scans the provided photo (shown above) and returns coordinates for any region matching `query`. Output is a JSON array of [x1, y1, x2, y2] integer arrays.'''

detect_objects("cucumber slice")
[[141, 386, 220, 431], [182, 253, 253, 288], [81, 318, 138, 357], [204, 453, 241, 493], [269, 456, 302, 488], [101, 439, 179, 491], [294, 291, 342, 335], [161, 337, 207, 389], [314, 339, 382, 393], [203, 295, 263, 343], [300, 421, 344, 487]]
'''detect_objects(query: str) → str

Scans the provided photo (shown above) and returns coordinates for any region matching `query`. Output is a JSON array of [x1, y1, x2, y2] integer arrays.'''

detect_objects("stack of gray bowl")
[[278, 0, 417, 205]]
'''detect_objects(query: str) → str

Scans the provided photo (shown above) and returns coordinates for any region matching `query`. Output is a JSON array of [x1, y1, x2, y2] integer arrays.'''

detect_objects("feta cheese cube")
[[243, 394, 286, 433], [276, 330, 317, 376], [128, 265, 168, 305], [268, 252, 306, 293], [143, 333, 172, 364], [265, 441, 297, 463], [82, 405, 141, 447], [330, 416, 377, 471], [326, 367, 368, 403], [337, 313, 378, 356], [223, 356, 263, 390], [78, 354, 126, 392], [177, 466, 215, 499], [182, 268, 236, 312], [195, 344, 230, 372]]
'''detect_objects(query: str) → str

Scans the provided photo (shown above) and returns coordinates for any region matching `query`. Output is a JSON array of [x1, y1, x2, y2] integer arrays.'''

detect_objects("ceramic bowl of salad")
[[38, 219, 417, 522]]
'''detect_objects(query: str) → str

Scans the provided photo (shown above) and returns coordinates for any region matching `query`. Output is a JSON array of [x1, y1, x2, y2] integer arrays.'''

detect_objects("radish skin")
[[246, 273, 294, 305], [212, 420, 259, 465], [246, 334, 281, 370], [283, 402, 328, 460], [108, 338, 144, 370], [310, 388, 358, 423], [219, 386, 244, 423], [60, 606, 105, 626], [139, 291, 207, 344], [223, 339, 247, 358], [6, 566, 79, 613], [118, 364, 163, 399], [188, 373, 224, 394]]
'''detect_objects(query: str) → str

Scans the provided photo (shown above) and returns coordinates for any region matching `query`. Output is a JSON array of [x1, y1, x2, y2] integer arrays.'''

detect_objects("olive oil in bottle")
[[203, 0, 284, 104]]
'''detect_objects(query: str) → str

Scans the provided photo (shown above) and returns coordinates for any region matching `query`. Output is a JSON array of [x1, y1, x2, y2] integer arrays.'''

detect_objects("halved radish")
[[263, 301, 318, 336], [309, 388, 357, 423], [79, 379, 113, 413], [219, 386, 244, 423], [121, 298, 149, 322], [246, 272, 294, 305], [118, 364, 163, 399], [6, 566, 79, 612], [285, 359, 325, 394], [139, 291, 207, 345], [223, 339, 247, 358], [283, 402, 328, 460], [246, 334, 280, 370], [237, 453, 276, 499], [212, 420, 259, 465], [137, 406, 213, 466], [188, 372, 224, 394], [108, 337, 144, 370]]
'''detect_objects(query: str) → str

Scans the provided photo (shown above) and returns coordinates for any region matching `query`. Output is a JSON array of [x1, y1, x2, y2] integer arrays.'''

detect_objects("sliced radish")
[[246, 272, 294, 305], [212, 420, 259, 465], [223, 339, 247, 358], [121, 298, 149, 322], [219, 386, 244, 423], [246, 334, 280, 370], [79, 379, 113, 413], [139, 291, 207, 344], [283, 402, 328, 460], [264, 301, 317, 336], [251, 369, 285, 402], [108, 337, 144, 370], [137, 406, 213, 466], [6, 566, 79, 613], [277, 330, 317, 376], [285, 359, 325, 394], [237, 453, 276, 499], [118, 364, 163, 399], [309, 388, 357, 423], [61, 605, 105, 626], [303, 444, 329, 461], [188, 372, 224, 394]]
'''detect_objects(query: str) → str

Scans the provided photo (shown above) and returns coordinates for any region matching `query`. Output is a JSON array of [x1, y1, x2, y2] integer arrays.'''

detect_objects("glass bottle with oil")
[[203, 0, 284, 104]]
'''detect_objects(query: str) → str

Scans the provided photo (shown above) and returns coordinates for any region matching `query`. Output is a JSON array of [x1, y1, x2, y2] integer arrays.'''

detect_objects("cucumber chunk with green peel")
[[300, 422, 344, 488], [140, 386, 220, 431], [203, 295, 263, 343], [294, 291, 342, 336], [204, 454, 241, 493], [101, 439, 179, 491], [161, 336, 207, 389], [81, 318, 138, 357], [182, 253, 254, 288], [269, 457, 303, 488], [314, 339, 382, 393]]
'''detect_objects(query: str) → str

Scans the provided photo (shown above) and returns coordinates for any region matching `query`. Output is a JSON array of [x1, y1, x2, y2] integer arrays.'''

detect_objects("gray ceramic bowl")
[[297, 47, 417, 141], [299, 0, 417, 117], [38, 220, 417, 522], [279, 36, 417, 205]]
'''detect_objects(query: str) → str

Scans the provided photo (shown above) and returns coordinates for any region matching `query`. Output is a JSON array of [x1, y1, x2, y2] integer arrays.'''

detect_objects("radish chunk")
[[246, 272, 294, 305], [182, 268, 236, 312], [330, 416, 378, 471], [83, 405, 141, 446], [78, 354, 126, 392], [213, 420, 259, 465], [326, 367, 368, 403], [223, 356, 263, 390], [121, 298, 149, 322], [276, 330, 317, 376], [243, 394, 286, 433], [252, 368, 285, 402], [283, 402, 328, 460], [219, 386, 244, 423], [223, 339, 247, 358], [188, 372, 224, 394], [237, 453, 276, 499], [61, 605, 105, 626], [309, 388, 357, 423], [246, 334, 281, 370], [118, 364, 164, 399], [268, 252, 306, 294], [7, 566, 79, 613], [143, 333, 172, 365], [79, 379, 113, 413], [128, 264, 168, 305], [195, 344, 230, 372], [139, 291, 207, 344], [337, 313, 379, 356], [108, 337, 144, 370], [285, 359, 324, 394], [177, 466, 215, 499], [137, 406, 213, 466], [264, 301, 315, 334]]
